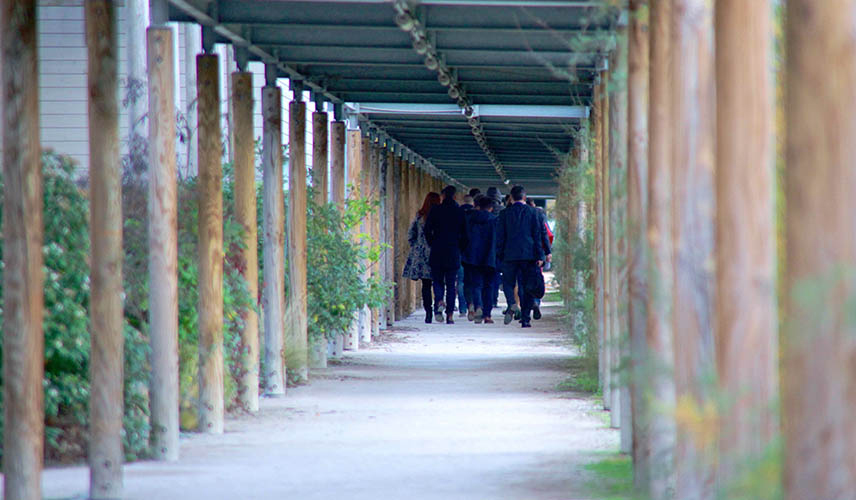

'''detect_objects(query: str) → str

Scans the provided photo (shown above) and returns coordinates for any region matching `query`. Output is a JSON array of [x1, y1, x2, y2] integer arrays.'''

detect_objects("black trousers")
[[464, 263, 496, 318], [502, 260, 537, 322], [421, 279, 433, 313], [431, 267, 457, 312]]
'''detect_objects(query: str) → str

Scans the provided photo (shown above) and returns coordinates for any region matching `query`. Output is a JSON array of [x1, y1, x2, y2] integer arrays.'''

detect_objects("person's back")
[[463, 208, 497, 269], [497, 201, 544, 264], [424, 185, 467, 323]]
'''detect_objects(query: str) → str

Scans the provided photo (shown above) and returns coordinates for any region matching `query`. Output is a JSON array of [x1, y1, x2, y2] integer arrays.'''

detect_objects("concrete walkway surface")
[[41, 301, 618, 500]]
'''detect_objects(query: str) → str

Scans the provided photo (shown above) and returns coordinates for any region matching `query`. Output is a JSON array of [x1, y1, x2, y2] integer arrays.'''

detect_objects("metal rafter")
[[392, 0, 510, 184]]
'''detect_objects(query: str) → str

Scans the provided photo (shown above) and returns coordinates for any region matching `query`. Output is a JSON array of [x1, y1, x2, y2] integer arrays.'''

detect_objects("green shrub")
[[305, 189, 391, 343], [0, 152, 151, 463]]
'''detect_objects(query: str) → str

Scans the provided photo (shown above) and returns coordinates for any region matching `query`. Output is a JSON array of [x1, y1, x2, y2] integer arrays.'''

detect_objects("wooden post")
[[345, 129, 363, 350], [182, 25, 200, 177], [593, 82, 606, 399], [288, 100, 309, 380], [368, 142, 381, 338], [714, 0, 777, 488], [196, 55, 225, 431], [409, 165, 419, 313], [385, 149, 396, 326], [146, 25, 180, 462], [393, 154, 404, 320], [86, 2, 124, 497], [627, 0, 650, 484], [398, 158, 411, 318], [233, 71, 260, 409], [378, 145, 389, 330], [262, 84, 286, 395], [330, 121, 347, 354], [330, 121, 346, 212], [646, 1, 677, 497], [2, 2, 43, 499], [609, 38, 631, 453], [670, 1, 716, 497], [313, 111, 328, 205], [784, 1, 856, 498], [360, 136, 373, 343], [601, 72, 613, 414]]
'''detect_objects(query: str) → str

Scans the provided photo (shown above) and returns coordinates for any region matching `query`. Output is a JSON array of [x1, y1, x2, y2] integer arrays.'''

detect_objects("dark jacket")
[[424, 198, 468, 271], [462, 210, 498, 269], [536, 207, 552, 256], [497, 202, 545, 263]]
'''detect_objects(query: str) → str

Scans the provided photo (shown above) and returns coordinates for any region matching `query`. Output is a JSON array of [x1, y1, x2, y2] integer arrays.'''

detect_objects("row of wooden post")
[[0, 4, 449, 498], [554, 1, 856, 499]]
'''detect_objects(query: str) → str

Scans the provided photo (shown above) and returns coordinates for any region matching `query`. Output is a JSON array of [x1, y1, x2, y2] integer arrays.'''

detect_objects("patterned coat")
[[402, 216, 432, 280]]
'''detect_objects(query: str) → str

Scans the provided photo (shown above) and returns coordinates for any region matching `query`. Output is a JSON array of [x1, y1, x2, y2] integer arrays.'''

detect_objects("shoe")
[[483, 317, 494, 324], [467, 305, 475, 322], [474, 307, 483, 322], [446, 313, 454, 324], [425, 311, 433, 324], [435, 301, 445, 316], [521, 321, 532, 328], [514, 309, 521, 321], [533, 305, 542, 320], [504, 304, 519, 325]]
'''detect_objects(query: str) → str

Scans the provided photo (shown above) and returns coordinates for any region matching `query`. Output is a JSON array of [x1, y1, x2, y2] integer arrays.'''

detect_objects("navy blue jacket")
[[497, 202, 545, 263], [462, 210, 498, 269], [424, 198, 468, 271]]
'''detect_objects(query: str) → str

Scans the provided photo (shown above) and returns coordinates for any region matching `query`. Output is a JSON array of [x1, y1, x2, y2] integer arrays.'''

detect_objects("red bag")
[[545, 222, 554, 245]]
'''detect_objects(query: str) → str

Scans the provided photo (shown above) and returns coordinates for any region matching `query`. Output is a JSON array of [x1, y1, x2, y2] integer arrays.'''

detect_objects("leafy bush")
[[305, 190, 391, 343], [0, 152, 151, 463]]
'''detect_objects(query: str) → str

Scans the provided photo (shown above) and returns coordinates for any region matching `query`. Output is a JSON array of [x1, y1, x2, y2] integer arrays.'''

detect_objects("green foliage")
[[0, 152, 151, 463], [304, 186, 392, 342], [584, 454, 634, 500], [553, 125, 599, 378]]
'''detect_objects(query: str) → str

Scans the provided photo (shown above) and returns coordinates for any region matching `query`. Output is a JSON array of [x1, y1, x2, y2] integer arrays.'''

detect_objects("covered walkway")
[[41, 301, 617, 500]]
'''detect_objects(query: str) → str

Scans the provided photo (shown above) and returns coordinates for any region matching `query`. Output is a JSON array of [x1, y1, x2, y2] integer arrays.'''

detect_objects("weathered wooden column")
[[147, 24, 180, 462], [262, 73, 286, 395], [196, 54, 225, 431], [313, 109, 329, 205], [714, 0, 777, 489], [627, 0, 650, 483], [345, 128, 363, 350], [360, 135, 373, 343], [783, 1, 856, 498], [399, 157, 412, 317], [593, 81, 606, 399], [368, 141, 381, 338], [330, 119, 346, 354], [609, 37, 631, 454], [646, 1, 676, 497], [409, 164, 419, 313], [670, 1, 716, 497], [232, 70, 260, 410], [378, 145, 390, 330], [385, 148, 396, 326], [393, 153, 404, 320], [288, 97, 310, 380], [309, 107, 330, 367], [86, 2, 124, 497], [600, 72, 613, 414], [331, 121, 346, 212]]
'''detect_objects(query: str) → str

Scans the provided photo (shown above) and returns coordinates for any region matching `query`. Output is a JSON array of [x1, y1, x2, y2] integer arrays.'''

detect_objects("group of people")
[[402, 184, 552, 328]]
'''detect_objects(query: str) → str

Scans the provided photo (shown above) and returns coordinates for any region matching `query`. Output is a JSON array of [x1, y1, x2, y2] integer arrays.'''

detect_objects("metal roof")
[[168, 0, 618, 195]]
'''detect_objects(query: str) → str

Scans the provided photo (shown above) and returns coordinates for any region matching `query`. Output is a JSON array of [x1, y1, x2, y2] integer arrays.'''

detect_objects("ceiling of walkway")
[[169, 0, 619, 195]]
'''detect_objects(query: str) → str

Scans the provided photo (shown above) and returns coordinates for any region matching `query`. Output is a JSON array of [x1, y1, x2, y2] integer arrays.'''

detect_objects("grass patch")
[[584, 454, 634, 499], [543, 290, 563, 303], [557, 356, 601, 395]]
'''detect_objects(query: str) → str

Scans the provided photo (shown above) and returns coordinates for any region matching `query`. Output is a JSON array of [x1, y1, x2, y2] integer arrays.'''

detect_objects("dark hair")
[[486, 186, 499, 197], [477, 196, 494, 210], [441, 185, 456, 199], [418, 192, 442, 220], [468, 188, 481, 198], [510, 185, 525, 201]]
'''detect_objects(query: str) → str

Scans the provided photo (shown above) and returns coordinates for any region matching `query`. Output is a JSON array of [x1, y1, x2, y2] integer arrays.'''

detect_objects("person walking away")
[[455, 194, 476, 316], [462, 196, 499, 323], [485, 186, 504, 310], [425, 185, 468, 324], [496, 185, 544, 328], [403, 192, 441, 323], [526, 198, 552, 320]]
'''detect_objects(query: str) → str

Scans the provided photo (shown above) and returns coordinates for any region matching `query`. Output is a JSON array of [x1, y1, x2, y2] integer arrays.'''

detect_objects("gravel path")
[[41, 301, 618, 500]]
